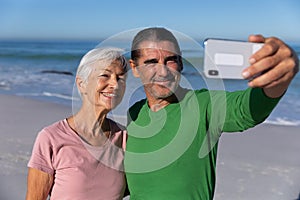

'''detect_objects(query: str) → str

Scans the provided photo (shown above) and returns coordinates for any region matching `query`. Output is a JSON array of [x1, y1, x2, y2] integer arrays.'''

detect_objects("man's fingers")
[[248, 34, 265, 43], [249, 38, 281, 64], [248, 57, 296, 88]]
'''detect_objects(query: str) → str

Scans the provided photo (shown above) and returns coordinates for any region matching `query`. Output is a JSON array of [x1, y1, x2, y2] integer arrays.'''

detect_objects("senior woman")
[[26, 47, 128, 200]]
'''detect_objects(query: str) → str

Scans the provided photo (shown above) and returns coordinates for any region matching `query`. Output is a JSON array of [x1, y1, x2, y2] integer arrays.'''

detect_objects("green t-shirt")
[[125, 88, 280, 200]]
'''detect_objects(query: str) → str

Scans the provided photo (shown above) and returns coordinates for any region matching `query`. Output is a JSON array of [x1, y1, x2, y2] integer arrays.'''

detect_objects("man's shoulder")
[[129, 98, 147, 111], [192, 88, 209, 94], [184, 88, 210, 99], [128, 98, 147, 121]]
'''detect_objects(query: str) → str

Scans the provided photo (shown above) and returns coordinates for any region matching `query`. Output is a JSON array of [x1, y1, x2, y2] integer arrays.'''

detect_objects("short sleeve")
[[28, 129, 55, 175]]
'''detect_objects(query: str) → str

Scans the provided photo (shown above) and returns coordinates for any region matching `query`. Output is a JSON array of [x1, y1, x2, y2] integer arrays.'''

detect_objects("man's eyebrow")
[[164, 55, 179, 61], [143, 58, 158, 64]]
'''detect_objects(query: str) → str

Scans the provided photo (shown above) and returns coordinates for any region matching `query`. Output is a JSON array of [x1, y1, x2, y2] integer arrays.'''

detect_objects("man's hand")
[[242, 34, 299, 98]]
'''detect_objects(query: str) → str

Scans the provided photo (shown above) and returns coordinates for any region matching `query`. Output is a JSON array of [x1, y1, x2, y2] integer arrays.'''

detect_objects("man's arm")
[[26, 167, 53, 200], [242, 35, 299, 98]]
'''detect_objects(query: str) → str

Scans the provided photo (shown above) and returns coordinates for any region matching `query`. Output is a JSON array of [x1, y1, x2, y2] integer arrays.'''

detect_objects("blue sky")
[[0, 0, 299, 42]]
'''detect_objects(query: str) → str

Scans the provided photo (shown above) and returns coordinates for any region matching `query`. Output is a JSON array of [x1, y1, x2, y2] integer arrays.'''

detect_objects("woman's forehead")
[[92, 59, 125, 72]]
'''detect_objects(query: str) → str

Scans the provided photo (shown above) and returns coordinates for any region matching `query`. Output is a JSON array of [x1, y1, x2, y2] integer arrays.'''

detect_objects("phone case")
[[203, 39, 263, 79]]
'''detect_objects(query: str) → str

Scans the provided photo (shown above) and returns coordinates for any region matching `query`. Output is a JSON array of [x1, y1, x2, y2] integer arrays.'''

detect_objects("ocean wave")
[[16, 92, 80, 102], [264, 118, 300, 127], [40, 70, 74, 76], [0, 52, 83, 61], [0, 80, 11, 90], [42, 92, 80, 101]]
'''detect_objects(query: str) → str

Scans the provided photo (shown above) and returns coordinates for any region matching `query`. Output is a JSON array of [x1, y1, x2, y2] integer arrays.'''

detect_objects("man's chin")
[[148, 85, 176, 99]]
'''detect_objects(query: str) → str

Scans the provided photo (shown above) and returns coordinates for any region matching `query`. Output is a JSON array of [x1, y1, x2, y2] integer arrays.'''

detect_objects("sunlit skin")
[[130, 41, 182, 111], [130, 36, 299, 112], [71, 59, 127, 145], [79, 60, 127, 114], [244, 35, 299, 98], [26, 59, 127, 200]]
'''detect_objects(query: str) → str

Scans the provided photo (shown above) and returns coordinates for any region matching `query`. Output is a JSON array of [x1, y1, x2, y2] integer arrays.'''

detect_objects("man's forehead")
[[137, 41, 178, 55]]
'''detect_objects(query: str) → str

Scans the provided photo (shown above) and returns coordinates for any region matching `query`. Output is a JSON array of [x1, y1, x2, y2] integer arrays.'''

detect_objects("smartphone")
[[203, 38, 264, 79]]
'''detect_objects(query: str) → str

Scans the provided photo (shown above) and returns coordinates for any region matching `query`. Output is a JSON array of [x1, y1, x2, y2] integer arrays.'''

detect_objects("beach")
[[215, 125, 300, 200], [0, 94, 299, 200], [0, 94, 72, 200]]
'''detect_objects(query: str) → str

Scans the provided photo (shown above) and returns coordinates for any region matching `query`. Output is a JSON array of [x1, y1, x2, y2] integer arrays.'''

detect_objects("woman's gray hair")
[[76, 47, 128, 83]]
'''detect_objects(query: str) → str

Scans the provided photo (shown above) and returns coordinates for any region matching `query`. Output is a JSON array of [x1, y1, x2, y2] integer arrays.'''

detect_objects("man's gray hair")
[[76, 47, 128, 83]]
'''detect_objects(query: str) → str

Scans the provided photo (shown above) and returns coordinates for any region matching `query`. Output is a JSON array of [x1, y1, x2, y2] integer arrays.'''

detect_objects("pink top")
[[28, 119, 127, 200]]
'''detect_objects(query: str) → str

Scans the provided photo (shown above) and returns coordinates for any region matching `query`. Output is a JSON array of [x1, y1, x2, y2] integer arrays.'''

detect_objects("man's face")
[[131, 41, 182, 100]]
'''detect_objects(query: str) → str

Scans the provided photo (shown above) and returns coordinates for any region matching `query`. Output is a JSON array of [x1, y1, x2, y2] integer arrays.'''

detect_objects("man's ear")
[[178, 56, 183, 72], [129, 59, 140, 78], [76, 77, 86, 94]]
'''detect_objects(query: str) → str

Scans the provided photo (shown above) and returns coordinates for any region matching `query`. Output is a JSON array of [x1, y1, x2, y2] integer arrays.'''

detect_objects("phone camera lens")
[[208, 70, 219, 76]]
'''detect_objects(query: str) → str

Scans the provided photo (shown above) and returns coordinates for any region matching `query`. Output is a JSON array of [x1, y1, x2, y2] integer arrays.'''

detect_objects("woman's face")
[[80, 59, 126, 112]]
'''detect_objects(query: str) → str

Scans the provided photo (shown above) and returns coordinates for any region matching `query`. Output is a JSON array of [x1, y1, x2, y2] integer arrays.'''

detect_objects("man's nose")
[[156, 63, 169, 77]]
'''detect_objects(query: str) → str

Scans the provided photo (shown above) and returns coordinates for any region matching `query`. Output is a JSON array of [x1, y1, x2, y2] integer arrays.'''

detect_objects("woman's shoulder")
[[42, 119, 66, 133], [38, 119, 71, 141], [107, 118, 127, 150]]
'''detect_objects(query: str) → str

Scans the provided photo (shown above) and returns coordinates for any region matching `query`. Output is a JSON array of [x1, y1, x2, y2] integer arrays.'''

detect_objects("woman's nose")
[[108, 76, 119, 89]]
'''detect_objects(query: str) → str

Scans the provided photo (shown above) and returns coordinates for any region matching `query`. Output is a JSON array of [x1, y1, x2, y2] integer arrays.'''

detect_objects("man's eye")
[[166, 60, 177, 66], [144, 59, 158, 65], [144, 63, 156, 68], [164, 56, 179, 66]]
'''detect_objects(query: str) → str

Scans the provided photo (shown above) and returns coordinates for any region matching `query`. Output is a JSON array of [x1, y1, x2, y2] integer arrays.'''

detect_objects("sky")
[[0, 0, 299, 43]]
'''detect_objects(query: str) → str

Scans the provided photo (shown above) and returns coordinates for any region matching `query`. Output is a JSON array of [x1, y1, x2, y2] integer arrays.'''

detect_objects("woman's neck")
[[67, 105, 111, 146]]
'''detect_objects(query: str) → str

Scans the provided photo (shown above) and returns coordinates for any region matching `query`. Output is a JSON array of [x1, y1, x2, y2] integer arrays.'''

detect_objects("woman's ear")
[[129, 59, 140, 78], [76, 77, 86, 94]]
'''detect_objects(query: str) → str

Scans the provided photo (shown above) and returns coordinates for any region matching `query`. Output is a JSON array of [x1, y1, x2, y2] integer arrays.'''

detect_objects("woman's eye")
[[116, 75, 125, 82], [99, 74, 109, 78]]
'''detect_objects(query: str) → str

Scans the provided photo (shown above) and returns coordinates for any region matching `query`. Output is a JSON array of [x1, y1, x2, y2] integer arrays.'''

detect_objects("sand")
[[0, 94, 72, 200], [215, 125, 300, 200], [0, 94, 299, 200]]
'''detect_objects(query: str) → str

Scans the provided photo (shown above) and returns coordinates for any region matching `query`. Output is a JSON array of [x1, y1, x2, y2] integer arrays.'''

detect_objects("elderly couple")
[[26, 27, 299, 200]]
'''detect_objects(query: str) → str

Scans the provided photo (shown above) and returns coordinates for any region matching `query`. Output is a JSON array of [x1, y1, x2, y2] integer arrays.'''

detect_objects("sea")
[[0, 39, 300, 127]]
